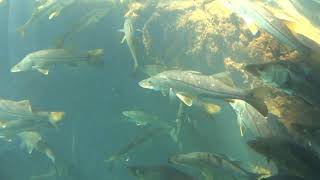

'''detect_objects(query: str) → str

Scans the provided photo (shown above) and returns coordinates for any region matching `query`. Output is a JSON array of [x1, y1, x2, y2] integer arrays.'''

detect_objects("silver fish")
[[119, 18, 139, 72], [139, 70, 268, 117], [223, 0, 309, 55], [169, 152, 260, 180], [11, 48, 104, 75], [17, 0, 75, 37]]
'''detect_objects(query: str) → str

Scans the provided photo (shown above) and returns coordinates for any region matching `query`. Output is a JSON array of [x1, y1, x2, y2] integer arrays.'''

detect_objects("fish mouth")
[[168, 157, 178, 164], [10, 67, 20, 73]]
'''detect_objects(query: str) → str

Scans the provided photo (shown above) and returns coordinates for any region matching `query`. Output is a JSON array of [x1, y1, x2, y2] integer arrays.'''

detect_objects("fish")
[[56, 5, 112, 47], [11, 48, 104, 75], [0, 99, 64, 121], [0, 119, 57, 139], [18, 131, 56, 163], [0, 99, 64, 129], [127, 165, 196, 180], [119, 18, 139, 72], [143, 66, 221, 115], [169, 152, 261, 180], [17, 0, 75, 37], [262, 0, 320, 54], [247, 136, 320, 179], [244, 61, 320, 106], [261, 174, 305, 180], [288, 0, 320, 26], [105, 128, 168, 171], [122, 110, 175, 129], [139, 70, 269, 117], [222, 0, 310, 55]]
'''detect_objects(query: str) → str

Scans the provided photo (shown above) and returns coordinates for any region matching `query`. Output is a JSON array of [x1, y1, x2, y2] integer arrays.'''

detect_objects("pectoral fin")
[[33, 66, 49, 75], [169, 88, 176, 103], [240, 124, 245, 136], [282, 20, 297, 32], [243, 16, 259, 35], [247, 23, 259, 35], [176, 93, 193, 106], [49, 10, 61, 20], [121, 35, 126, 44], [203, 103, 221, 114]]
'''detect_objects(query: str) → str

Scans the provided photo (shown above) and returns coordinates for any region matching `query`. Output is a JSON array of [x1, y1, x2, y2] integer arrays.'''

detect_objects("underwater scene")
[[1, 0, 320, 179]]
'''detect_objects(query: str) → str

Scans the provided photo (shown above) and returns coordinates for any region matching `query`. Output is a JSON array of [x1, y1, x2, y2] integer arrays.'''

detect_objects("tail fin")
[[49, 112, 65, 128], [17, 26, 26, 38], [169, 128, 178, 143], [245, 87, 269, 117], [87, 49, 104, 67]]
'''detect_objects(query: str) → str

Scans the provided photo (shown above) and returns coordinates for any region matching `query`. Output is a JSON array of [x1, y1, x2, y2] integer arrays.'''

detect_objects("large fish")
[[222, 0, 309, 56], [244, 61, 320, 106], [119, 18, 139, 72], [127, 165, 196, 180], [139, 70, 268, 117], [169, 152, 261, 180], [0, 99, 64, 127], [247, 136, 320, 179], [11, 48, 104, 75]]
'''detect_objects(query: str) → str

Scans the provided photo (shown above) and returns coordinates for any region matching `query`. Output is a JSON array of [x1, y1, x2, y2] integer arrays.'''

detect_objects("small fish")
[[169, 152, 261, 180], [119, 18, 139, 72], [122, 110, 173, 129], [11, 48, 104, 75], [17, 0, 75, 37], [139, 70, 269, 117], [127, 165, 196, 180], [105, 128, 167, 171], [122, 110, 159, 126], [56, 5, 112, 47], [222, 0, 309, 55]]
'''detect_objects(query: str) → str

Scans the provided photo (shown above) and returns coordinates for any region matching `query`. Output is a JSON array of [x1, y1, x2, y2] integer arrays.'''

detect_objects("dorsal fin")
[[16, 100, 32, 113], [211, 72, 235, 87]]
